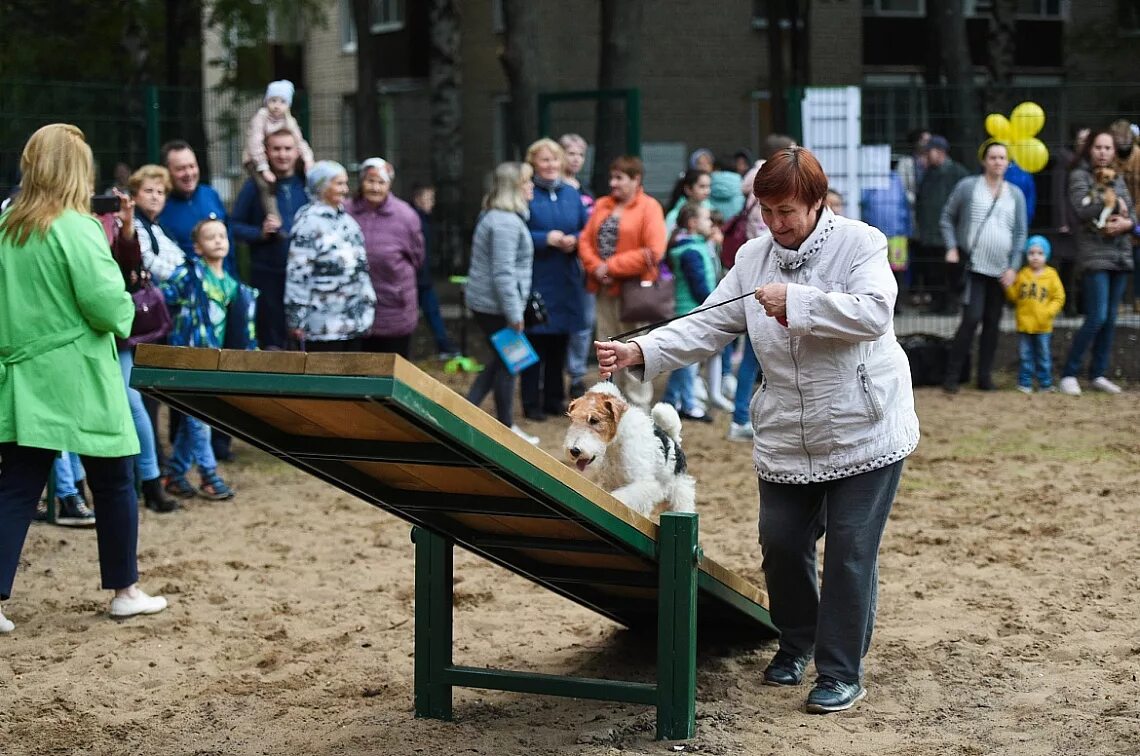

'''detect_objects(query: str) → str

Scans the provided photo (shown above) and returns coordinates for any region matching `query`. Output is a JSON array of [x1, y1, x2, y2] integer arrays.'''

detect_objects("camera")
[[90, 194, 121, 215]]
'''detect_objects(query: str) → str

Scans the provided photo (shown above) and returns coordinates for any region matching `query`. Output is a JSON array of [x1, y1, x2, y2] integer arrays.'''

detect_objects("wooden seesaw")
[[131, 345, 776, 740]]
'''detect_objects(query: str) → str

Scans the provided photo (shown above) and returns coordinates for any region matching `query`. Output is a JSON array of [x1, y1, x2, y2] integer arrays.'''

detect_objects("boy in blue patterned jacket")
[[160, 218, 257, 500]]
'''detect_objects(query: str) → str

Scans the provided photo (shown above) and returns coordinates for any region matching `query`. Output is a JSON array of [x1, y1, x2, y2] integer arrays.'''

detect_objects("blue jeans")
[[1062, 269, 1129, 379], [1018, 333, 1053, 389], [53, 452, 85, 497], [169, 415, 216, 478], [418, 283, 457, 353], [662, 364, 698, 413], [118, 349, 160, 482], [1, 444, 138, 600], [565, 292, 597, 383], [733, 336, 761, 426]]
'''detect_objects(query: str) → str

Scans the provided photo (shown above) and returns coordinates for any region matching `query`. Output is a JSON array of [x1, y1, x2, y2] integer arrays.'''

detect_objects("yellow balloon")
[[1009, 101, 1045, 139], [985, 113, 1013, 142], [1008, 138, 1049, 174]]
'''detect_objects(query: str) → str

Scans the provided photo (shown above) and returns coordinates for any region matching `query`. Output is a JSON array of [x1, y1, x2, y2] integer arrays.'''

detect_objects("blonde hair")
[[483, 161, 532, 214], [525, 138, 565, 170], [128, 164, 172, 195], [0, 123, 94, 246]]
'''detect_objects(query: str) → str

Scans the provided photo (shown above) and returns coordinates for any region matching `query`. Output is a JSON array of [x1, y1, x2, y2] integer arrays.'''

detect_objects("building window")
[[967, 0, 1067, 16], [862, 0, 925, 15], [492, 0, 506, 33], [370, 0, 405, 33], [341, 96, 357, 166], [339, 0, 357, 52]]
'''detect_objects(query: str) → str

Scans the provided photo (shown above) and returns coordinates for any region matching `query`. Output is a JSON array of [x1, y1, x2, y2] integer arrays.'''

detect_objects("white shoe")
[[1015, 385, 1033, 395], [721, 374, 738, 401], [510, 424, 540, 445], [694, 378, 709, 403], [1058, 376, 1081, 396], [0, 609, 14, 633], [709, 392, 734, 412], [726, 422, 754, 442], [1091, 376, 1122, 394], [109, 589, 168, 619]]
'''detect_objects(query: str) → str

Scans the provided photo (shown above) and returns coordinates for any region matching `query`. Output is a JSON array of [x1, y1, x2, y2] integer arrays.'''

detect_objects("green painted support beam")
[[444, 666, 656, 706], [414, 527, 454, 720], [656, 512, 698, 741]]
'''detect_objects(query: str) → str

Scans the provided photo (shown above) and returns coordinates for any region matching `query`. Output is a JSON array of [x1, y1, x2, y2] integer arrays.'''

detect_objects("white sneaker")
[[721, 374, 738, 401], [0, 609, 14, 633], [510, 425, 540, 445], [726, 422, 754, 442], [109, 589, 168, 619], [709, 392, 735, 412], [1091, 376, 1122, 394], [1015, 385, 1033, 395], [1058, 376, 1081, 396]]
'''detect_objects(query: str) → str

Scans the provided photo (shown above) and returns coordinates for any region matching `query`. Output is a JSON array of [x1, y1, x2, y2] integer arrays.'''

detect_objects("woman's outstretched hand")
[[595, 340, 644, 379]]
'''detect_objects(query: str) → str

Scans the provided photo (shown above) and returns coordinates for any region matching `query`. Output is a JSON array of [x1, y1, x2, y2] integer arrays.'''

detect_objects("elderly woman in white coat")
[[595, 147, 919, 715]]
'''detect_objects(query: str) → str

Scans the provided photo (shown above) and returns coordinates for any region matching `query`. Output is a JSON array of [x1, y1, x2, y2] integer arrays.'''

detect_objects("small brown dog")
[[1089, 166, 1121, 230]]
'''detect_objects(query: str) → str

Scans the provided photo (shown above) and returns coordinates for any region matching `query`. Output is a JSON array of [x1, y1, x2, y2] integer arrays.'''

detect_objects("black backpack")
[[898, 333, 970, 387]]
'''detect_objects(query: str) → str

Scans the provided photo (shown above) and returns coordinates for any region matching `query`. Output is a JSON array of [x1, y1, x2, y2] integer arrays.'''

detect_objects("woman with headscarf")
[[347, 157, 425, 357], [285, 160, 376, 351]]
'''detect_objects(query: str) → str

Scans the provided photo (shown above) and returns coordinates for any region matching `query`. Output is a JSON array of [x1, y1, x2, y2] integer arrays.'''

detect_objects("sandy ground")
[[3, 365, 1140, 756]]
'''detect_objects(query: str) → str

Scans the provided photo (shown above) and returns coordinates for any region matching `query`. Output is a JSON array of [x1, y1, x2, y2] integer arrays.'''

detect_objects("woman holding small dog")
[[596, 146, 919, 714], [1057, 129, 1136, 396]]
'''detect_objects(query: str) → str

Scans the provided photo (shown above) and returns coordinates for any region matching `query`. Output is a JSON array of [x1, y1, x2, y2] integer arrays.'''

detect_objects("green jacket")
[[0, 210, 139, 457]]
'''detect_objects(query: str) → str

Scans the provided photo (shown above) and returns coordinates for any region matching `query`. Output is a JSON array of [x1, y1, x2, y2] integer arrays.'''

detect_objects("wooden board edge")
[[219, 349, 307, 374], [134, 344, 220, 371]]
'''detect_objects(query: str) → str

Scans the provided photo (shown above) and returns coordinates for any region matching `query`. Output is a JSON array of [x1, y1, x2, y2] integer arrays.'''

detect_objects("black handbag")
[[523, 290, 548, 328]]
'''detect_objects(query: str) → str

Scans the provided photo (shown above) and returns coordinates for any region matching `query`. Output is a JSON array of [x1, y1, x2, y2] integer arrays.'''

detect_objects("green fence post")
[[656, 512, 698, 740], [145, 85, 160, 164], [413, 526, 454, 720]]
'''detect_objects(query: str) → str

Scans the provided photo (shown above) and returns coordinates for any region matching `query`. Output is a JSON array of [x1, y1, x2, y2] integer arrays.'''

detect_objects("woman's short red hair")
[[752, 146, 829, 208], [609, 155, 643, 180]]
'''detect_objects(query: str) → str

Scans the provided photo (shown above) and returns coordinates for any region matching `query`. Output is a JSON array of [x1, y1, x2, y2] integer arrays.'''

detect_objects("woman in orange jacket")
[[578, 155, 667, 408]]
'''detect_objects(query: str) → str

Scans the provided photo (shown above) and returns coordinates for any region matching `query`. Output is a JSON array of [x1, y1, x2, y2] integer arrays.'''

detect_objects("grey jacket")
[[939, 176, 1027, 278], [465, 209, 534, 323], [1068, 162, 1136, 273], [632, 209, 920, 484]]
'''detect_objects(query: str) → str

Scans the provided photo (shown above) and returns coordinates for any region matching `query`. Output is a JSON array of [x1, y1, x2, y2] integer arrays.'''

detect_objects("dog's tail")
[[651, 402, 683, 443]]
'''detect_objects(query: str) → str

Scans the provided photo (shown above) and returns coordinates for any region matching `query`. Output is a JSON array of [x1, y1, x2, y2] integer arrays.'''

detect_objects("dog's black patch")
[[652, 425, 688, 475]]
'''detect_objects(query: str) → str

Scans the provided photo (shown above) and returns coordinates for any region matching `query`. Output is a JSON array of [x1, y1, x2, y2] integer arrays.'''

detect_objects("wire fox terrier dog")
[[563, 382, 696, 517]]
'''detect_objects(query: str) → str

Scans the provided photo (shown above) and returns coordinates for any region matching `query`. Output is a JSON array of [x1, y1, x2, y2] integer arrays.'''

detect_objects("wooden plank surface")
[[134, 346, 769, 615]]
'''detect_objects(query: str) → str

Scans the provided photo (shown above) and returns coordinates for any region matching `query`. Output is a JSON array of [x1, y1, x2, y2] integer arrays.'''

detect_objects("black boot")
[[142, 477, 179, 513]]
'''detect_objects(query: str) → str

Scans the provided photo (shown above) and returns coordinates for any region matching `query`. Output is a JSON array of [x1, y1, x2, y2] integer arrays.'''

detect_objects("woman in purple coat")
[[521, 138, 590, 421], [348, 157, 425, 356]]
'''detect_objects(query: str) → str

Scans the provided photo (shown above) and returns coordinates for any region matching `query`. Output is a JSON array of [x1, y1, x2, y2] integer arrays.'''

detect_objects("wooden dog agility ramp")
[[131, 345, 775, 740]]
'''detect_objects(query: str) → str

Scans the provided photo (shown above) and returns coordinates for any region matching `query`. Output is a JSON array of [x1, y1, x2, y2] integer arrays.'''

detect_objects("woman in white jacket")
[[595, 147, 919, 715]]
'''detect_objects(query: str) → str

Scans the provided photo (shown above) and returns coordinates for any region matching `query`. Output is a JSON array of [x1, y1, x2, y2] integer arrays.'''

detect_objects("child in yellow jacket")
[[1006, 235, 1065, 393]]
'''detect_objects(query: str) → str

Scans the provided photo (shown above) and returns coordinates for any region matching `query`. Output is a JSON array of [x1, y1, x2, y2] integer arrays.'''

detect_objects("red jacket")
[[578, 188, 667, 296]]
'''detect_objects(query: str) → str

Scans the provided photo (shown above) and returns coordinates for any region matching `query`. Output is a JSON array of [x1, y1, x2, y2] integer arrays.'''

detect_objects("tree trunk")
[[767, 0, 788, 133], [926, 0, 979, 158], [985, 0, 1017, 112], [121, 0, 150, 168], [352, 0, 384, 161], [428, 0, 465, 273], [593, 0, 645, 197], [164, 0, 209, 179], [500, 0, 541, 160]]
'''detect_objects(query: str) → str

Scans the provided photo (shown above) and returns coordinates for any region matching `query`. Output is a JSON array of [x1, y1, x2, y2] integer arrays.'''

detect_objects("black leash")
[[609, 290, 756, 341]]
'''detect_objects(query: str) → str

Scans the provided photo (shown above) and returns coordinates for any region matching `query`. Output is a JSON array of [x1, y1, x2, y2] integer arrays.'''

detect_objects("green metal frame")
[[537, 88, 642, 157], [412, 512, 698, 740]]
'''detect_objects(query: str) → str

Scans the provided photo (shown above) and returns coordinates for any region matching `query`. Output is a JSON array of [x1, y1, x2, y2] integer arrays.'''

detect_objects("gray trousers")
[[758, 460, 904, 683]]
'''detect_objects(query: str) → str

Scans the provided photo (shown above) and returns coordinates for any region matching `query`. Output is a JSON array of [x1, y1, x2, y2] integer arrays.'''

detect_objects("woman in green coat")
[[0, 123, 168, 634]]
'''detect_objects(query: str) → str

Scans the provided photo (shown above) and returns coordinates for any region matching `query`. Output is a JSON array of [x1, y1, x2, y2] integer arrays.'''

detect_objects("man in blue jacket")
[[230, 129, 307, 350], [159, 140, 237, 278]]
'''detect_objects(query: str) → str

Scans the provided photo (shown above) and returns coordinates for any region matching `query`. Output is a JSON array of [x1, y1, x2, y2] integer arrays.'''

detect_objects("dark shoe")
[[678, 409, 713, 424], [976, 381, 995, 392], [543, 402, 568, 417], [941, 381, 959, 395], [569, 381, 587, 400], [55, 494, 96, 528], [806, 676, 866, 713], [523, 407, 547, 422], [198, 471, 235, 501], [142, 477, 179, 513], [164, 474, 197, 499], [763, 650, 812, 687]]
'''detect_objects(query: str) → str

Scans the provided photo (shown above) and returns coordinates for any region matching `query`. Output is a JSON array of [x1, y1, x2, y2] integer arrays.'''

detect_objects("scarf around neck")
[[533, 175, 562, 193], [771, 207, 836, 270]]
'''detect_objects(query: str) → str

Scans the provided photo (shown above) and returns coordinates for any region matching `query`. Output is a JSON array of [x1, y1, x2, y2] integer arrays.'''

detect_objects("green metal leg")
[[656, 512, 698, 740], [413, 526, 454, 720]]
